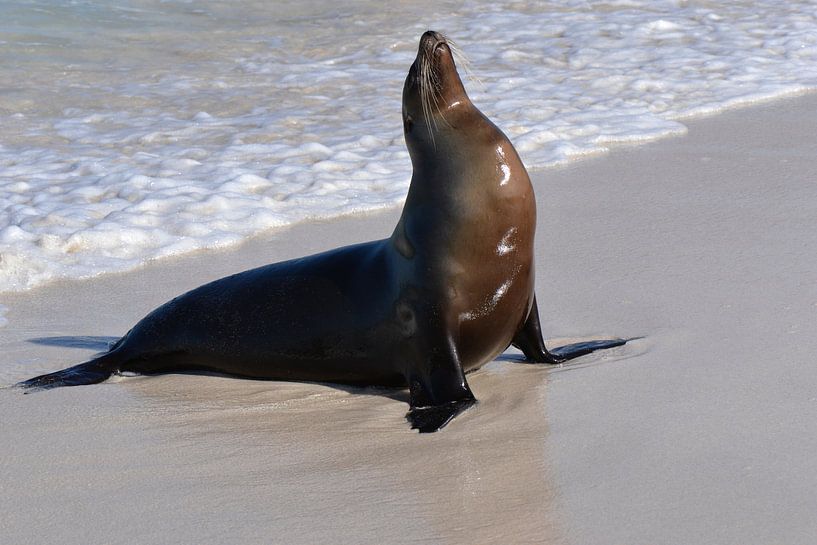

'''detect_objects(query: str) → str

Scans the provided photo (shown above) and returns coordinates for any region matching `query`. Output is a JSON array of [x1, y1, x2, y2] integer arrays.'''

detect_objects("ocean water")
[[1, 0, 816, 294]]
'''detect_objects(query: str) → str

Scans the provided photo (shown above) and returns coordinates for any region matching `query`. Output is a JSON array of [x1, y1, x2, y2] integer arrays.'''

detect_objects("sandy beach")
[[2, 93, 817, 544]]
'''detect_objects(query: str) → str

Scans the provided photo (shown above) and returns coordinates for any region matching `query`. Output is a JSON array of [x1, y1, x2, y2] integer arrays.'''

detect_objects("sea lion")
[[17, 31, 626, 432]]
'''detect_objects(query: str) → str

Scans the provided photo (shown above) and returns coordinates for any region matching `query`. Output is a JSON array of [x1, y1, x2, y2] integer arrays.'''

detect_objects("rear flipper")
[[16, 353, 119, 392], [512, 295, 629, 363]]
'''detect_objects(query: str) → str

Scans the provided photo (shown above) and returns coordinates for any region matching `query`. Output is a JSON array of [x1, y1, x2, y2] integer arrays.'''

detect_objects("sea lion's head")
[[402, 31, 472, 155]]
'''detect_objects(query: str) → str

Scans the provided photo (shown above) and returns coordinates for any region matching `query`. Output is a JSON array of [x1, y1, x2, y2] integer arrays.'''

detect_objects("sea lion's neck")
[[392, 140, 532, 263]]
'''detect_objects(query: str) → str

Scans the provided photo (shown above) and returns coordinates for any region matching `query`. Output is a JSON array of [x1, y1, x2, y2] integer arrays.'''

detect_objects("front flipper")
[[549, 338, 627, 360], [512, 295, 627, 363], [407, 398, 477, 433], [405, 316, 476, 433]]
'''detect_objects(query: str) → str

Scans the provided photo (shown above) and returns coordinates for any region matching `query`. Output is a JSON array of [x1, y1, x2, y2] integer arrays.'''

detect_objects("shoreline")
[[3, 93, 817, 544], [2, 82, 815, 297]]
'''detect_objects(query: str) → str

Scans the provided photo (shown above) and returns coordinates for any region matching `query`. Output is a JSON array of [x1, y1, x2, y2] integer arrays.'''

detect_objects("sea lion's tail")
[[15, 350, 122, 391]]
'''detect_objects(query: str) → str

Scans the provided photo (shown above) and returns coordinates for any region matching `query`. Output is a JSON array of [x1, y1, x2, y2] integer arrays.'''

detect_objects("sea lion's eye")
[[404, 115, 414, 132]]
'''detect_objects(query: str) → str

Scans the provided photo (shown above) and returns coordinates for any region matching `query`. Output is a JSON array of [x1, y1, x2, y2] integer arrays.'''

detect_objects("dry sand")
[[2, 94, 817, 544]]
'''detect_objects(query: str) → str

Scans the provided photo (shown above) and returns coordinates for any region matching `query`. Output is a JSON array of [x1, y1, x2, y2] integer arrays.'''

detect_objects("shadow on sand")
[[28, 336, 120, 351]]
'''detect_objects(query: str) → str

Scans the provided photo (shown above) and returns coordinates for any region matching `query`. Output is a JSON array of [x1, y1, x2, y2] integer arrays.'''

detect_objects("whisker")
[[428, 62, 450, 130], [446, 37, 484, 92], [416, 32, 472, 147], [420, 47, 437, 147]]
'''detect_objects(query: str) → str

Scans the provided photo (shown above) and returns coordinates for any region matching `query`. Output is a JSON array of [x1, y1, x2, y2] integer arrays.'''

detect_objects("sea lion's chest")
[[437, 187, 535, 368]]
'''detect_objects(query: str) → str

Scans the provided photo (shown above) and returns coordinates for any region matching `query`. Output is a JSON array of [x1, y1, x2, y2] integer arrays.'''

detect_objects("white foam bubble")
[[1, 0, 816, 292]]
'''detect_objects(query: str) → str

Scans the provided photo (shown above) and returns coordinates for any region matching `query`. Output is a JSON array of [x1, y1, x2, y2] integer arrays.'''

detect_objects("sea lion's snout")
[[420, 30, 446, 52]]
